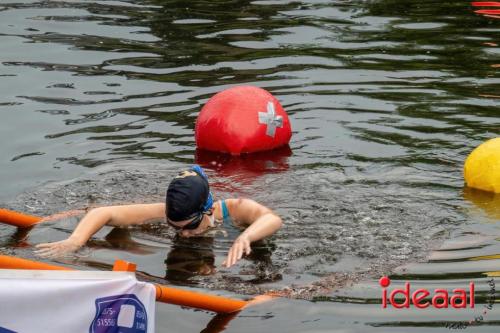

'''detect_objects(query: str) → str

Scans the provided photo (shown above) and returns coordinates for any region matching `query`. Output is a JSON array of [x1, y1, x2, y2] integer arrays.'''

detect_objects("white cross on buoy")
[[258, 101, 283, 138]]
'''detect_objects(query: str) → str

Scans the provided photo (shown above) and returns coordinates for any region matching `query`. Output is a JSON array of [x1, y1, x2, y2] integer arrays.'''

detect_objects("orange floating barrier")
[[0, 254, 72, 271], [154, 284, 247, 313], [113, 259, 247, 312], [0, 255, 266, 314], [0, 208, 41, 228]]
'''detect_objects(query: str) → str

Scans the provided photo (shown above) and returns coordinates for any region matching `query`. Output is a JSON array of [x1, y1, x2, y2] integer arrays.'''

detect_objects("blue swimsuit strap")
[[220, 200, 229, 220]]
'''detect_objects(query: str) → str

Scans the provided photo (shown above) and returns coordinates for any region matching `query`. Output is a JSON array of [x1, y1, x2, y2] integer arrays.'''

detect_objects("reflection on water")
[[165, 235, 278, 289], [195, 146, 292, 187], [166, 236, 217, 284], [464, 187, 500, 221], [0, 0, 499, 332]]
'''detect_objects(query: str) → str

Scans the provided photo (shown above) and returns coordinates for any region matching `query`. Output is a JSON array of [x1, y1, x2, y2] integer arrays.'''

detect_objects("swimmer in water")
[[34, 165, 283, 268]]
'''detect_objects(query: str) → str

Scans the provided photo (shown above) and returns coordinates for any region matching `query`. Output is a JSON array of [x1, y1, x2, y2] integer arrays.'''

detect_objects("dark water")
[[0, 0, 499, 331]]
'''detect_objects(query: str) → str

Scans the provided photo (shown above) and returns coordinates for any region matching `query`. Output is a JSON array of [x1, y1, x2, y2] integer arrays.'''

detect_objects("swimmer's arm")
[[223, 199, 282, 268], [39, 209, 87, 222], [35, 203, 165, 257], [71, 203, 166, 244]]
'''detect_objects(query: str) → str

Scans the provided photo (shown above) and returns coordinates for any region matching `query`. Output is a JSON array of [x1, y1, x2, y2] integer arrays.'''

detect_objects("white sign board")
[[0, 269, 155, 333]]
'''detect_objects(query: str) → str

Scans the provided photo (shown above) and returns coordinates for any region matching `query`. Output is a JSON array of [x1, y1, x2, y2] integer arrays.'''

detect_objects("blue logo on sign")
[[0, 326, 17, 333], [89, 294, 148, 333]]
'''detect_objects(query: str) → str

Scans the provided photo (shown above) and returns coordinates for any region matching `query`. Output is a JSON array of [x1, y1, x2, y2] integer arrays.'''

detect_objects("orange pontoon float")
[[0, 208, 41, 228]]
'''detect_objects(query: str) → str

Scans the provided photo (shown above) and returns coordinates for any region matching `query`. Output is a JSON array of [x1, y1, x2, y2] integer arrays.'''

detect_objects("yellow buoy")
[[464, 137, 500, 193]]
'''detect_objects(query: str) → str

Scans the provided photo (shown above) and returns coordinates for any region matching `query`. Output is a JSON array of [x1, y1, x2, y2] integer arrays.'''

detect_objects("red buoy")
[[195, 86, 292, 155]]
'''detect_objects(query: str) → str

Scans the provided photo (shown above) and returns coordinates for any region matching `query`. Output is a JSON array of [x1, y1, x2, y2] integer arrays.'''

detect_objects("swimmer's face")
[[167, 213, 215, 238]]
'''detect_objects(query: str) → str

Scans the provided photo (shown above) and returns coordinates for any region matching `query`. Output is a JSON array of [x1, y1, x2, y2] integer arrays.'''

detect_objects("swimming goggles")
[[167, 213, 204, 230]]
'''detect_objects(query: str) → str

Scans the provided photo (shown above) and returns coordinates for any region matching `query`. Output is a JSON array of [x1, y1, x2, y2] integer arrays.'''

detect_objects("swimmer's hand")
[[223, 235, 251, 268], [34, 238, 82, 258]]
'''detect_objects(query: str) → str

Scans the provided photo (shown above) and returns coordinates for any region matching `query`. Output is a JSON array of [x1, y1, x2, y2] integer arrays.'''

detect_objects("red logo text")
[[380, 276, 475, 309]]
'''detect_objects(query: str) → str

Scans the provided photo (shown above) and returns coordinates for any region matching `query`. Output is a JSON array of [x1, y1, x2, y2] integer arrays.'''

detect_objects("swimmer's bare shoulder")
[[224, 198, 275, 227]]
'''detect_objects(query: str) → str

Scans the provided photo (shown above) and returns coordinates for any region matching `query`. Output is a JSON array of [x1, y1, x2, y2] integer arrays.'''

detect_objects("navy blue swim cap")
[[166, 165, 213, 222]]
